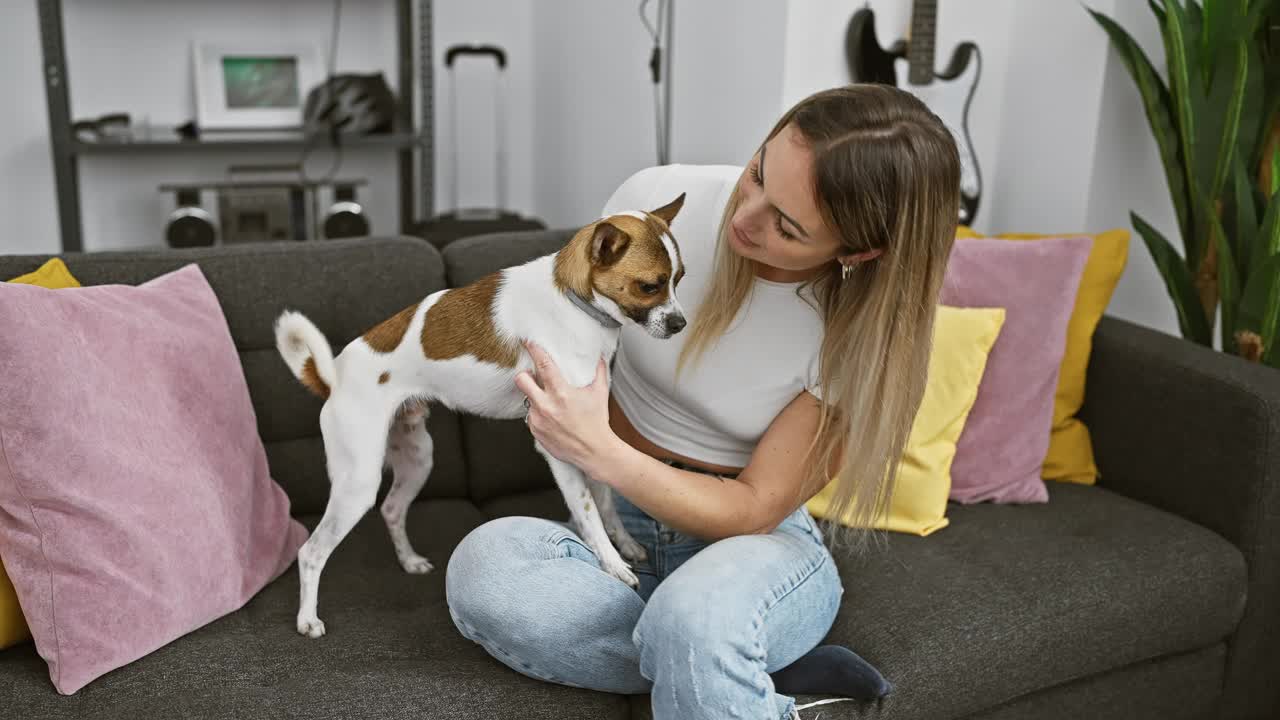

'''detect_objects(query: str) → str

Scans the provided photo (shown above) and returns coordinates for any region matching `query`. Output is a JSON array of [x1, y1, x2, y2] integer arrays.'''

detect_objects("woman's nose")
[[739, 196, 768, 230]]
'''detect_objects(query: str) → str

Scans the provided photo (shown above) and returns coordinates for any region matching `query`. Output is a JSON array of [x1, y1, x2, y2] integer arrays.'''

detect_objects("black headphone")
[[321, 184, 370, 239], [165, 188, 217, 248]]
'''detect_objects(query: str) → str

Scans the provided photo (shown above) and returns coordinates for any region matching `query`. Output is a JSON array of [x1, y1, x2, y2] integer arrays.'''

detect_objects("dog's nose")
[[665, 315, 687, 334]]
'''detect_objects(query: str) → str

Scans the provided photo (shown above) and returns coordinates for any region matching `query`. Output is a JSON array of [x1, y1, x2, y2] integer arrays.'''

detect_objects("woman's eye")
[[774, 214, 797, 241], [749, 164, 763, 186]]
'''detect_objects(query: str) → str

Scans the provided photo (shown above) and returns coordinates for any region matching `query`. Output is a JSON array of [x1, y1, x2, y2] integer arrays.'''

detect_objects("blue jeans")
[[445, 491, 843, 720]]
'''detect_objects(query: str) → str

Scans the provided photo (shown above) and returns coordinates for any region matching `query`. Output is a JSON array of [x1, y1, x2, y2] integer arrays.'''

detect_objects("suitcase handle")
[[444, 44, 506, 69], [446, 44, 509, 215]]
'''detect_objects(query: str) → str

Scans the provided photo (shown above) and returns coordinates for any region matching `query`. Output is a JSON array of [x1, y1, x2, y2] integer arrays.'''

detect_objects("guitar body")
[[845, 7, 905, 86], [844, 6, 983, 225]]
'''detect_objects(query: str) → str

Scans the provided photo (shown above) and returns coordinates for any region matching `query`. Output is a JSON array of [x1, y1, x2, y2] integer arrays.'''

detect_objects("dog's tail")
[[275, 310, 338, 399]]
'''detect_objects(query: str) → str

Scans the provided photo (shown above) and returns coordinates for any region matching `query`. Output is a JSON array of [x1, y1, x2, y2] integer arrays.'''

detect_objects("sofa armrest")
[[1080, 315, 1280, 719]]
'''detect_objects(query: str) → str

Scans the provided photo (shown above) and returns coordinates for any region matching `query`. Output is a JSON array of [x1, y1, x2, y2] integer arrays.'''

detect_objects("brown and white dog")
[[275, 194, 687, 638]]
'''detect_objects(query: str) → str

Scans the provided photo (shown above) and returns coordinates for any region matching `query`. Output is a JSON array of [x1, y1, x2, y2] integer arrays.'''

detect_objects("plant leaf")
[[1202, 0, 1224, 86], [1150, 0, 1168, 28], [1165, 0, 1204, 266], [1273, 144, 1280, 198], [1204, 190, 1242, 351], [1234, 150, 1260, 280], [1258, 176, 1280, 264], [1089, 7, 1193, 243], [1132, 211, 1214, 344], [1206, 40, 1250, 204], [1191, 0, 1258, 211]]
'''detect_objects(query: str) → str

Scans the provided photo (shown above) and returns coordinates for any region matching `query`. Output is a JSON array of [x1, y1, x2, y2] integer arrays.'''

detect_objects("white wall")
[[530, 0, 787, 229], [0, 0, 1182, 336], [0, 1, 60, 255]]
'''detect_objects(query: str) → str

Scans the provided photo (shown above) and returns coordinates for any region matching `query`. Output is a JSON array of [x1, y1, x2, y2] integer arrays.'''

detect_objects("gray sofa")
[[0, 233, 1277, 720]]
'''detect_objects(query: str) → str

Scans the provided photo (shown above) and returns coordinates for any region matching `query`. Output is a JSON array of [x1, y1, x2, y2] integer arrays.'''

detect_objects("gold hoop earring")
[[841, 263, 852, 281]]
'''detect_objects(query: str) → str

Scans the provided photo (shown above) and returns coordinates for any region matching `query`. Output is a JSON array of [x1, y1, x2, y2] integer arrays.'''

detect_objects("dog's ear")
[[650, 193, 685, 227], [590, 221, 631, 267]]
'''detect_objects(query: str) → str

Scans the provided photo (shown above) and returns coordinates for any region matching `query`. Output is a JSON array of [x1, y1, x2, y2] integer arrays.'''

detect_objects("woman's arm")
[[515, 340, 827, 542], [586, 391, 827, 541]]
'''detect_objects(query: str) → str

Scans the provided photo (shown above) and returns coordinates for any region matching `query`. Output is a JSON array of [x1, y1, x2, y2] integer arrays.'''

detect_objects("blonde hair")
[[676, 85, 960, 551]]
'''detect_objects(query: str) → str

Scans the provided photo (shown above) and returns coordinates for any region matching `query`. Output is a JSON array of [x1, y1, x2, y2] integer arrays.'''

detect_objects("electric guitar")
[[845, 0, 983, 225]]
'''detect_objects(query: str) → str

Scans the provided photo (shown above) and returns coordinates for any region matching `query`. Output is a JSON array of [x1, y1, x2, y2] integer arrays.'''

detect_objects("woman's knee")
[[633, 567, 742, 660], [445, 515, 560, 632], [632, 534, 840, 668]]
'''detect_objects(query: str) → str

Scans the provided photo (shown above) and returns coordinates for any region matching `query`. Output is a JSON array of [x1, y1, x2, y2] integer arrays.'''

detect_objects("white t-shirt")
[[603, 164, 826, 469]]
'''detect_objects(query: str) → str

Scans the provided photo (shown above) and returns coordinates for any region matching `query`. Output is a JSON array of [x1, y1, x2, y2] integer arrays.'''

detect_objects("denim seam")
[[751, 541, 831, 718]]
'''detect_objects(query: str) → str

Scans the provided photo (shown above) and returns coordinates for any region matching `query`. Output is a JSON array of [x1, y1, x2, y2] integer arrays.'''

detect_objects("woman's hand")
[[514, 340, 619, 471]]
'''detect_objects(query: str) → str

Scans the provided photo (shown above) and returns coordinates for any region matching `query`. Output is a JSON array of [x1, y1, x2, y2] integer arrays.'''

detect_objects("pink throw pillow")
[[941, 236, 1091, 503], [0, 264, 307, 694]]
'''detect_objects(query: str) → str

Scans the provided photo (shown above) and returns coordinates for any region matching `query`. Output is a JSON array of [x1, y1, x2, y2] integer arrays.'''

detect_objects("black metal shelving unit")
[[36, 0, 435, 252]]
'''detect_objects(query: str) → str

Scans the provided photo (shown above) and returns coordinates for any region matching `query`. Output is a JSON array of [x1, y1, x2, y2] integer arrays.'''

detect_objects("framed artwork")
[[193, 40, 324, 129]]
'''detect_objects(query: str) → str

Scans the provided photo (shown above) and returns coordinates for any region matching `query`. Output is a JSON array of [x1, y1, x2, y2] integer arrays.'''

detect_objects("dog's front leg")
[[588, 479, 647, 564], [535, 445, 639, 588]]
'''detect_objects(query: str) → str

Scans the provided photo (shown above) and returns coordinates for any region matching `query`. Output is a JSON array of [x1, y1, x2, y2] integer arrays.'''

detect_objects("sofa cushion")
[[0, 498, 631, 720], [0, 238, 469, 515], [0, 479, 1246, 719], [817, 482, 1246, 719]]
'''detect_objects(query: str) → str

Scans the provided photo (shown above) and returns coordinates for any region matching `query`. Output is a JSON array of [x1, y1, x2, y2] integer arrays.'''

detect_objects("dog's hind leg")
[[589, 479, 647, 563], [296, 402, 390, 638], [381, 400, 434, 574], [536, 444, 638, 588]]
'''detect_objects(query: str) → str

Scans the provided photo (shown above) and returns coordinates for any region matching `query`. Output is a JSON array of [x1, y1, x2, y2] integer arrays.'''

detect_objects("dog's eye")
[[639, 282, 661, 295]]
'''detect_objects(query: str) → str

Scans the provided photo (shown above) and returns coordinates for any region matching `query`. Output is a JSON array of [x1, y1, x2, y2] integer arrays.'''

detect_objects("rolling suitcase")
[[413, 44, 545, 250]]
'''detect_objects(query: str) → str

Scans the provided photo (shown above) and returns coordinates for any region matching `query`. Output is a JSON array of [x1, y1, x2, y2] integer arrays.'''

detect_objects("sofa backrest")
[[440, 230, 575, 506], [0, 237, 469, 516]]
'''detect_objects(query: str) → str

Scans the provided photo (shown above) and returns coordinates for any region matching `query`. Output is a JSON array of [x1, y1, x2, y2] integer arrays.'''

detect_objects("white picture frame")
[[192, 40, 324, 130]]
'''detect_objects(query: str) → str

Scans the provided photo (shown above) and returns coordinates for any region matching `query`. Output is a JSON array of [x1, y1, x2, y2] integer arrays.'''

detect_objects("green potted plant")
[[1089, 0, 1279, 365]]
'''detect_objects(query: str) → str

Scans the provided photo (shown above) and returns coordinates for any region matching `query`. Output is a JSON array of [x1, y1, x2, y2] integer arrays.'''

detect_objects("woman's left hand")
[[514, 340, 617, 470]]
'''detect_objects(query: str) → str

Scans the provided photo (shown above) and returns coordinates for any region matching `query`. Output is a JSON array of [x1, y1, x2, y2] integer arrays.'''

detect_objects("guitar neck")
[[908, 0, 937, 85]]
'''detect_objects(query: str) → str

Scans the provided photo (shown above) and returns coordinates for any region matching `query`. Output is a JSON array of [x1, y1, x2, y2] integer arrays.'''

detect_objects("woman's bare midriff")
[[607, 393, 745, 476]]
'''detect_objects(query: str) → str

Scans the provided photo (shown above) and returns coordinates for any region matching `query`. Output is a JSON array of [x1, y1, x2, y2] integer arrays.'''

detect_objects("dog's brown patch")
[[378, 371, 391, 384], [421, 271, 520, 367], [363, 303, 420, 353], [301, 357, 330, 399]]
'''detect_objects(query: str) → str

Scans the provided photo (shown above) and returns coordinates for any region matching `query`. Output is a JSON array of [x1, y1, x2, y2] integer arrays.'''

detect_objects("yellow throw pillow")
[[8, 257, 82, 289], [1, 257, 82, 649], [807, 305, 1005, 536], [0, 558, 26, 649], [956, 226, 1129, 484]]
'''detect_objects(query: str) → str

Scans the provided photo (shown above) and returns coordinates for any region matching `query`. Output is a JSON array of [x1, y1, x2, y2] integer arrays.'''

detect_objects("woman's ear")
[[838, 248, 883, 265]]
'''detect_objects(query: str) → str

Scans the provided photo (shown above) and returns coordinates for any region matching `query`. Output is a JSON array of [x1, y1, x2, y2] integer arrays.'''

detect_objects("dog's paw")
[[297, 616, 327, 639], [398, 553, 434, 575], [617, 537, 648, 563], [601, 556, 640, 589]]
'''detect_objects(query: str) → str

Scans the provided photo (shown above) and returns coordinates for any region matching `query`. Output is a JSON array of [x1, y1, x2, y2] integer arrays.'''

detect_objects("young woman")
[[446, 84, 960, 719]]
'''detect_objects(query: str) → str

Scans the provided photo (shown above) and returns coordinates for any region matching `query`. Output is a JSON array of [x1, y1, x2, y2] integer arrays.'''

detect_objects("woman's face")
[[729, 124, 853, 280]]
